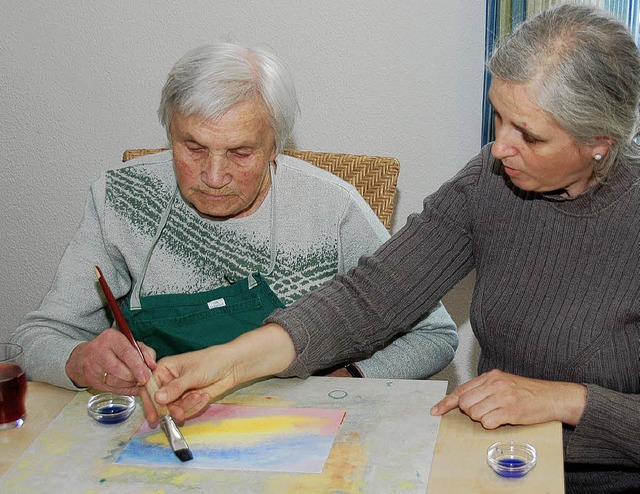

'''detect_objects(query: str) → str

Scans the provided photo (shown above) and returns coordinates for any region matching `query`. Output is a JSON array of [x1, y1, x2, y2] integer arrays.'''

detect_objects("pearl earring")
[[594, 153, 602, 161]]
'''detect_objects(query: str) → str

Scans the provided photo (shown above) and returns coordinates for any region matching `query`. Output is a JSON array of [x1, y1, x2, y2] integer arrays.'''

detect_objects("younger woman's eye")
[[522, 133, 540, 144]]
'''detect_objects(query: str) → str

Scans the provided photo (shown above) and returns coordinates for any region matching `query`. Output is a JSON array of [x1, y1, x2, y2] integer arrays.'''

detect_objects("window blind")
[[482, 0, 639, 145]]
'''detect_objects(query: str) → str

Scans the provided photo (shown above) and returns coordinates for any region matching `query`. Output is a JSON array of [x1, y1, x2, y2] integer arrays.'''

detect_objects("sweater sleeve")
[[268, 155, 482, 378], [9, 175, 130, 390], [565, 384, 640, 467], [354, 300, 458, 379], [330, 186, 458, 379]]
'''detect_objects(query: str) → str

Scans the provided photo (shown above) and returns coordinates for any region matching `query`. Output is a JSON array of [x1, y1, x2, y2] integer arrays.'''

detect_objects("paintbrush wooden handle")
[[95, 267, 173, 419], [94, 266, 192, 460], [145, 371, 170, 417], [94, 266, 145, 361], [95, 266, 167, 413]]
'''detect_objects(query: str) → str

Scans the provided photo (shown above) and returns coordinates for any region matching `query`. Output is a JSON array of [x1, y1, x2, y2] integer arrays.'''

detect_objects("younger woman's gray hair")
[[158, 42, 299, 154], [488, 4, 640, 179]]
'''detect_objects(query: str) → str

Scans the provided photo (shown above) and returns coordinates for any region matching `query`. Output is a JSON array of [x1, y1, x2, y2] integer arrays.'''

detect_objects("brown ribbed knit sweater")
[[268, 144, 640, 492]]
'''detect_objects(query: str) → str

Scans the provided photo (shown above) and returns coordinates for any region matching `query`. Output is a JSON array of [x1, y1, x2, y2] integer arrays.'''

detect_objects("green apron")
[[122, 165, 285, 360]]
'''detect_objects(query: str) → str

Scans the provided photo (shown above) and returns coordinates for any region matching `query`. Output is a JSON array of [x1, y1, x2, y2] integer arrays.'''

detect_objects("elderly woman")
[[150, 7, 640, 493], [10, 42, 457, 394]]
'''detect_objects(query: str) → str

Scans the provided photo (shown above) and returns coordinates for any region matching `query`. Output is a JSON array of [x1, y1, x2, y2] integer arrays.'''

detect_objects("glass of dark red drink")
[[0, 343, 27, 429]]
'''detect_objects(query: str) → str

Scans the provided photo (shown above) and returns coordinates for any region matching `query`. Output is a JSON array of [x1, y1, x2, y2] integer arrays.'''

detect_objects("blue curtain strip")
[[482, 0, 640, 145]]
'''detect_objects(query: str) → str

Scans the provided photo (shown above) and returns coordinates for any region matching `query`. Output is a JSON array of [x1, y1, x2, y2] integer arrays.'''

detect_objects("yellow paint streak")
[[85, 489, 168, 494], [41, 430, 71, 456], [99, 463, 196, 487], [144, 415, 328, 446]]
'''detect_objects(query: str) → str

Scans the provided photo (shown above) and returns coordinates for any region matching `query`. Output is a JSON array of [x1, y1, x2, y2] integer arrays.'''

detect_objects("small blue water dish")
[[87, 393, 136, 424], [487, 441, 537, 478]]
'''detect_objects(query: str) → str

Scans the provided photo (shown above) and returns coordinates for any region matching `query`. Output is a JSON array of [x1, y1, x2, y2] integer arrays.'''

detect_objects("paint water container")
[[87, 393, 136, 424], [486, 441, 537, 478]]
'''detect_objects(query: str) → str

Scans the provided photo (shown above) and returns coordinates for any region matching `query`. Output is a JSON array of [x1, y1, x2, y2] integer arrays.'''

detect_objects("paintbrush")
[[94, 265, 193, 462]]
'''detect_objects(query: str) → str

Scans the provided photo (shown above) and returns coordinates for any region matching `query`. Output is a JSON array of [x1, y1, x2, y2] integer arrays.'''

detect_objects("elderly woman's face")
[[169, 99, 277, 218], [489, 78, 604, 197]]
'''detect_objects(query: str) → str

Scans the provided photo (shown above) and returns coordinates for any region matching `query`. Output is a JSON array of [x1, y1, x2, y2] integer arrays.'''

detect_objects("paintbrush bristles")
[[160, 416, 194, 462]]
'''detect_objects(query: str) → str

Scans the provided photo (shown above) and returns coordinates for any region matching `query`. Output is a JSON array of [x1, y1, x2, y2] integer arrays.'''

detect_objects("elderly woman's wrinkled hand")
[[65, 327, 155, 395], [430, 369, 587, 429]]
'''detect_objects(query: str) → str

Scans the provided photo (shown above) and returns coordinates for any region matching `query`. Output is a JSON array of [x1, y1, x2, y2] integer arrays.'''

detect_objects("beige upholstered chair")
[[123, 148, 399, 230]]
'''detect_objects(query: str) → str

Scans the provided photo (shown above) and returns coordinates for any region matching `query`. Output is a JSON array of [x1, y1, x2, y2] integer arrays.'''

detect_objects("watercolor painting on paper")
[[115, 403, 346, 473]]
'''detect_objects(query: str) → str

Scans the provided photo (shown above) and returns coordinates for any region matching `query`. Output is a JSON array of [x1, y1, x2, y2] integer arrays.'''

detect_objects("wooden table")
[[0, 381, 76, 476], [1, 381, 564, 493], [428, 403, 565, 493]]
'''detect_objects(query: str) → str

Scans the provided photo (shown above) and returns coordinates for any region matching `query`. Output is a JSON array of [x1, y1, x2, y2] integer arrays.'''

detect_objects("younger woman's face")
[[489, 77, 603, 197]]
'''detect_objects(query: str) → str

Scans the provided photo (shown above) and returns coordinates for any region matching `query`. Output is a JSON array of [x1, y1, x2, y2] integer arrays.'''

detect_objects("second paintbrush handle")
[[144, 372, 170, 418]]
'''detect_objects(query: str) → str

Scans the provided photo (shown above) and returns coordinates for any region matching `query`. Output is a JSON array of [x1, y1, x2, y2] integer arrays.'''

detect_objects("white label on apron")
[[207, 298, 227, 309]]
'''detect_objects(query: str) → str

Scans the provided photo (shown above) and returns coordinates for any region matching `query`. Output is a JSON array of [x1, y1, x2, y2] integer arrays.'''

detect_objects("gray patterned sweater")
[[11, 151, 457, 390], [269, 144, 640, 493]]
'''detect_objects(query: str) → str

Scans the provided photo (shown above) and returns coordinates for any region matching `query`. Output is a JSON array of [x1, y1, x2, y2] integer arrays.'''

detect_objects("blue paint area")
[[495, 458, 528, 478], [94, 405, 130, 424], [117, 433, 335, 472]]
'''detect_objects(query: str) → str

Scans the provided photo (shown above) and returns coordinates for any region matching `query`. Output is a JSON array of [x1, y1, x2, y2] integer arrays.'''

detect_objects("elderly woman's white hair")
[[158, 42, 299, 154], [488, 4, 640, 179]]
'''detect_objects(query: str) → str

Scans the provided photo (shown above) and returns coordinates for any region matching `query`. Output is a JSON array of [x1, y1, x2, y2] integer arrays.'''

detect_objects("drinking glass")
[[0, 343, 27, 429]]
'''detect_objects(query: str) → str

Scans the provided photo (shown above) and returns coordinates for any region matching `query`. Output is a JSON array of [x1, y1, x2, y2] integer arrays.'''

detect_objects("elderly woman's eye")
[[185, 143, 206, 153]]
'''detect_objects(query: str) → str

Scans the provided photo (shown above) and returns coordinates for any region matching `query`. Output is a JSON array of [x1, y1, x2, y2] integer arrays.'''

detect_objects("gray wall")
[[1, 0, 484, 389]]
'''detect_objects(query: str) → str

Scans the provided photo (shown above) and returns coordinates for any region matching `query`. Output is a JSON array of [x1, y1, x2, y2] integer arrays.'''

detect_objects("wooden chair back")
[[123, 148, 399, 230]]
